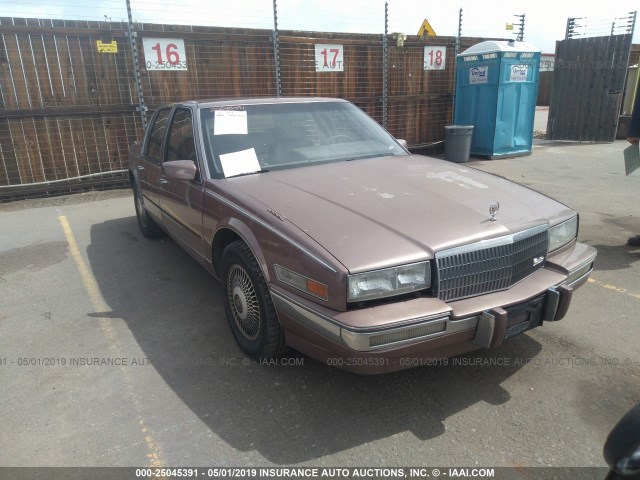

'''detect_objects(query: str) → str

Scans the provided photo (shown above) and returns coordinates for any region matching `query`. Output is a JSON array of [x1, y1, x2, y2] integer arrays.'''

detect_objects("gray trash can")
[[444, 125, 474, 163]]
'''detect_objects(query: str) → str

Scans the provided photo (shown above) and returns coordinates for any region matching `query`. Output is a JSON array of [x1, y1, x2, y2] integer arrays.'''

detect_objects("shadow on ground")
[[87, 216, 542, 464], [590, 244, 640, 272]]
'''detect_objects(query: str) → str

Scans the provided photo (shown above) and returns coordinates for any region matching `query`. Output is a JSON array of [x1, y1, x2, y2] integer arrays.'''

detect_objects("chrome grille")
[[436, 226, 548, 302]]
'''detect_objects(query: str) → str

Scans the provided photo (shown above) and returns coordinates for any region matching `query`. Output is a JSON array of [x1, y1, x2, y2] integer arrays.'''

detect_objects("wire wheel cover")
[[227, 264, 261, 340], [136, 192, 148, 227]]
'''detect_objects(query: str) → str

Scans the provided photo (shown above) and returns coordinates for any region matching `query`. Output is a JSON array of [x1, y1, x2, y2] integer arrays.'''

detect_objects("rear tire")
[[133, 183, 164, 238], [221, 240, 287, 359]]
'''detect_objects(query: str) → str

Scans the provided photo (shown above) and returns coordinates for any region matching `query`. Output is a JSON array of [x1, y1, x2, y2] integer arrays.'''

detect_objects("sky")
[[2, 0, 639, 53]]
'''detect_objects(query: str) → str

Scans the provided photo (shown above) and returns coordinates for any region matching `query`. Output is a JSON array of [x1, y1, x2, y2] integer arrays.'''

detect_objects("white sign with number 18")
[[424, 46, 446, 71]]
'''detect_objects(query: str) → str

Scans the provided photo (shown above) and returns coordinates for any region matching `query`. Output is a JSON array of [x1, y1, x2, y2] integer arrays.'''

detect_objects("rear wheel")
[[133, 183, 164, 238], [221, 240, 287, 359]]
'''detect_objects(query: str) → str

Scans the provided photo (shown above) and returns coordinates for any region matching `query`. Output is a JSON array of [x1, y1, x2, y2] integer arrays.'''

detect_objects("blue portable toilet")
[[454, 41, 541, 158]]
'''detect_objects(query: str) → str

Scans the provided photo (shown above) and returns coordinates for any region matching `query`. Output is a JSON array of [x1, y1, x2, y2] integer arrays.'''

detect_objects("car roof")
[[179, 97, 349, 108]]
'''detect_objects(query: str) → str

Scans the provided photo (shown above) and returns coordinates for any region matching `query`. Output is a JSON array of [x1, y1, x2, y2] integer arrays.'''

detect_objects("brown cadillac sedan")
[[129, 97, 596, 374]]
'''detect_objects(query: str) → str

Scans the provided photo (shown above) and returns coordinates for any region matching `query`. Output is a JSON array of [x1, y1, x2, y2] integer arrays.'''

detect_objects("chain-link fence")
[[0, 0, 526, 199]]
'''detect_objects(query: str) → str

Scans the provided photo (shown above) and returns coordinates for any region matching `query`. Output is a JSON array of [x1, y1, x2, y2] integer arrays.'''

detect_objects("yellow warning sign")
[[505, 23, 514, 31], [96, 40, 118, 53], [417, 19, 437, 37]]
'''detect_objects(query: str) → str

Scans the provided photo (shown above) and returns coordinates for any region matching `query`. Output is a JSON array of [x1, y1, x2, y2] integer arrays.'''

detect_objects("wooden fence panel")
[[279, 32, 384, 124], [387, 36, 457, 146], [11, 118, 44, 183], [0, 36, 15, 109], [42, 35, 66, 106], [0, 17, 512, 198], [0, 119, 14, 184], [2, 34, 30, 109], [69, 116, 92, 177], [55, 117, 78, 178], [0, 18, 140, 195], [137, 25, 277, 107]]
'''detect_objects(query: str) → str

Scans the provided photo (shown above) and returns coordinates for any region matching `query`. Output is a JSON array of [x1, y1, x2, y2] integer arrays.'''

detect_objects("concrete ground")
[[0, 141, 638, 473]]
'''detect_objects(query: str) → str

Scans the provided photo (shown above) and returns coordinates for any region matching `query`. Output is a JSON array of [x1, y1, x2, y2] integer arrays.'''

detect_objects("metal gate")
[[547, 13, 635, 142]]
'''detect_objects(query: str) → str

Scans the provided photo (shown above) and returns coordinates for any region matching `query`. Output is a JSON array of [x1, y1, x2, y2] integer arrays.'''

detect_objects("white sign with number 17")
[[315, 44, 344, 72], [142, 38, 187, 71], [424, 46, 446, 70]]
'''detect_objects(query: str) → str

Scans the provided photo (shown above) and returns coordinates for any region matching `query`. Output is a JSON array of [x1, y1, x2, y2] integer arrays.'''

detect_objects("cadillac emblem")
[[489, 202, 500, 222], [533, 256, 545, 266]]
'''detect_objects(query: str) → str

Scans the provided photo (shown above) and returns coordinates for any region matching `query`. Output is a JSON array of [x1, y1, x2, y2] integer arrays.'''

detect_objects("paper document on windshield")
[[219, 148, 261, 178], [624, 143, 640, 175], [214, 110, 248, 135]]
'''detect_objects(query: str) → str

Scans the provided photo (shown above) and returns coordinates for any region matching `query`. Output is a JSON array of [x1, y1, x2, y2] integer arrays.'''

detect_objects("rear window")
[[145, 108, 172, 162]]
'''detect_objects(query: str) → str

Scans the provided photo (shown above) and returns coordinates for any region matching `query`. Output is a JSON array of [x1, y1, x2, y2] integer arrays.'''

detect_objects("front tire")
[[133, 183, 164, 238], [221, 240, 286, 359]]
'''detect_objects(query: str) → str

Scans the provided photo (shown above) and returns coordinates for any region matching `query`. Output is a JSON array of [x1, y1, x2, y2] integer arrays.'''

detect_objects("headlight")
[[548, 216, 578, 252], [348, 261, 431, 302]]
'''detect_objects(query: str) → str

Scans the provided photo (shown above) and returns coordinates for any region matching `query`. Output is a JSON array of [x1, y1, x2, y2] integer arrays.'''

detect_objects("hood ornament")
[[489, 202, 500, 222]]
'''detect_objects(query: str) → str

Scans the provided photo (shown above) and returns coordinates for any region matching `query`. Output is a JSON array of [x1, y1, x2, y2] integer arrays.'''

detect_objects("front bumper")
[[271, 242, 596, 374]]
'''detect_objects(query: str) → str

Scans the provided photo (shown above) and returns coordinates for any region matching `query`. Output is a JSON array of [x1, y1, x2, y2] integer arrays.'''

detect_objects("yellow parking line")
[[588, 277, 640, 301], [58, 215, 115, 340], [58, 215, 165, 467]]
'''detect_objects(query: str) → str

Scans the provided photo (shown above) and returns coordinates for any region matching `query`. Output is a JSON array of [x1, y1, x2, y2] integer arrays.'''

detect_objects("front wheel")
[[133, 183, 164, 238], [221, 240, 287, 359]]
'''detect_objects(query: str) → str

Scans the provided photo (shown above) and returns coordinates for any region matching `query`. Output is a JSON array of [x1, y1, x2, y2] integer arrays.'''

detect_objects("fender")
[[128, 142, 142, 190], [129, 167, 140, 190], [212, 218, 271, 283]]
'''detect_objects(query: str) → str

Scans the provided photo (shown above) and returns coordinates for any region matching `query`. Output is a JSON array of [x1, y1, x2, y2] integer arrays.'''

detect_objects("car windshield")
[[199, 101, 408, 178]]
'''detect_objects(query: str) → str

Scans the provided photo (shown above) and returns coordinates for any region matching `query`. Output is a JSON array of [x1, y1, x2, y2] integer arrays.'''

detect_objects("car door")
[[138, 107, 172, 221], [158, 106, 206, 258]]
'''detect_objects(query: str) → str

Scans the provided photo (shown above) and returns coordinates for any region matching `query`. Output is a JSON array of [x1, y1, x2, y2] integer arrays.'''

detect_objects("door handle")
[[159, 178, 169, 185]]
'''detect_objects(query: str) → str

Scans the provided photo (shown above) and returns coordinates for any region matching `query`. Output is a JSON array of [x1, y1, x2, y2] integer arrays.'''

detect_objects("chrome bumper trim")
[[564, 258, 595, 289], [271, 288, 477, 352], [341, 316, 477, 351], [271, 290, 341, 343]]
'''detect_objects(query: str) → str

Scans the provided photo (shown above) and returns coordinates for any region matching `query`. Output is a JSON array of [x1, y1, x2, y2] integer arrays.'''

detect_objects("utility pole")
[[125, 0, 147, 130], [513, 14, 525, 41], [456, 8, 462, 56], [452, 8, 463, 120], [272, 0, 282, 97], [382, 2, 388, 129]]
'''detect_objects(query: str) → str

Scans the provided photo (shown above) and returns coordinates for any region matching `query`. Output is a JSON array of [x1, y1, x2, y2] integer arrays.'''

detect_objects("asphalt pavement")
[[0, 140, 638, 474]]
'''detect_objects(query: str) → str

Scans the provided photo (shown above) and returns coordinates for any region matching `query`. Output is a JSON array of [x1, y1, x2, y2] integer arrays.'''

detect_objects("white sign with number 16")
[[142, 38, 188, 71]]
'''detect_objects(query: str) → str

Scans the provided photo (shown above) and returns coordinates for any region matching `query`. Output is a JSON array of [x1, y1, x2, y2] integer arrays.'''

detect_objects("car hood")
[[230, 155, 574, 273]]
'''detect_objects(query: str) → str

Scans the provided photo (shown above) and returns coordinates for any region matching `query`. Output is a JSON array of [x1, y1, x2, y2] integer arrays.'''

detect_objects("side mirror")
[[397, 139, 409, 150], [162, 160, 197, 181], [604, 403, 640, 479]]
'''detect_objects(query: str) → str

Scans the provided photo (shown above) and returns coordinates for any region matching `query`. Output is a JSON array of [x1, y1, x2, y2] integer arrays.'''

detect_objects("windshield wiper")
[[344, 153, 390, 161], [226, 169, 270, 179]]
